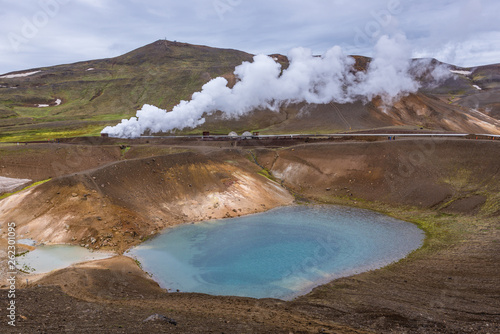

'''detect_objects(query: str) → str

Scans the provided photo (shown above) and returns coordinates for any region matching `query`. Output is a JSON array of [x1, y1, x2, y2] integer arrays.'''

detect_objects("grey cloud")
[[0, 0, 499, 74]]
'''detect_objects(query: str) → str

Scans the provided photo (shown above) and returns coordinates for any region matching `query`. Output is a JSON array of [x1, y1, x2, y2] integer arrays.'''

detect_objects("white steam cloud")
[[102, 34, 449, 138]]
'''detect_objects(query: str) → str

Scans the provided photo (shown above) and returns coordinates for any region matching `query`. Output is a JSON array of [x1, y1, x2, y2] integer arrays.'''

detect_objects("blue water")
[[16, 245, 113, 274], [128, 205, 424, 300]]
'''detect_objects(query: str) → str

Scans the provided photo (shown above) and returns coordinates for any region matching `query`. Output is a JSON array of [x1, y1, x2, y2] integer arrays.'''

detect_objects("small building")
[[101, 133, 109, 138], [228, 131, 238, 137]]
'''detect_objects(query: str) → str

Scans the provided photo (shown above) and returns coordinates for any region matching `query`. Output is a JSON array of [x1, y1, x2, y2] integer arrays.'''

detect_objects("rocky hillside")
[[0, 150, 293, 253]]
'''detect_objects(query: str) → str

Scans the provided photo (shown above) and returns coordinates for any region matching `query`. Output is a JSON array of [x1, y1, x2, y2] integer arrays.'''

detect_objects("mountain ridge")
[[0, 40, 499, 141]]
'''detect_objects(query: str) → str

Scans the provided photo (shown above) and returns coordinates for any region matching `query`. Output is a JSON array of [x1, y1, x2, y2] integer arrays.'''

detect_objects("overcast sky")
[[1, 0, 499, 74]]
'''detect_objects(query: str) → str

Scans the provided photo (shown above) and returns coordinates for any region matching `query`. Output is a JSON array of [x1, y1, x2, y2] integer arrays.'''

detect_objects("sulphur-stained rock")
[[0, 152, 293, 253]]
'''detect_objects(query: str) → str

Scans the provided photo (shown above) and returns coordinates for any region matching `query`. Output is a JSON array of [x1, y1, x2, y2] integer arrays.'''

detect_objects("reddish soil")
[[0, 138, 499, 333], [0, 143, 122, 182], [0, 148, 292, 253]]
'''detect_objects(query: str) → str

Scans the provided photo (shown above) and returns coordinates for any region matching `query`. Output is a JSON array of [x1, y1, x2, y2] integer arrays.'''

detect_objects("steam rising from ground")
[[102, 35, 449, 138]]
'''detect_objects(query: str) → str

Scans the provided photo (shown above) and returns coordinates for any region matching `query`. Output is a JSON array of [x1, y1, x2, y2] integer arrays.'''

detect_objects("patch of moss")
[[0, 125, 106, 143], [15, 250, 29, 257], [316, 194, 470, 254], [0, 178, 51, 200], [257, 168, 274, 181], [133, 258, 143, 270], [120, 145, 131, 158], [442, 168, 475, 191], [481, 192, 500, 216]]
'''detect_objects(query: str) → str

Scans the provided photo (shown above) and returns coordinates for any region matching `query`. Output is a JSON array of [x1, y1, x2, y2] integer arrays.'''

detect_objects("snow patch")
[[17, 238, 36, 246], [0, 70, 41, 79], [37, 98, 61, 108], [86, 68, 95, 71], [473, 85, 482, 90], [449, 69, 472, 76], [0, 176, 32, 193]]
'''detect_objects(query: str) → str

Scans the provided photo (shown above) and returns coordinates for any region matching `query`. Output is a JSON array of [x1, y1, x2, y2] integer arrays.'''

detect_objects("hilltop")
[[0, 40, 253, 141], [0, 40, 499, 141]]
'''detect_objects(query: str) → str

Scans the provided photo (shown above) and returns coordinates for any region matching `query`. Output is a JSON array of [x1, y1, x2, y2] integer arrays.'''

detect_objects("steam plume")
[[102, 34, 449, 138]]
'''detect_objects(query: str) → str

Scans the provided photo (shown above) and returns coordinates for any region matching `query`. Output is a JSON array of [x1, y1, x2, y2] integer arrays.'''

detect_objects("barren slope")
[[0, 139, 498, 333], [0, 150, 293, 253], [255, 138, 500, 211]]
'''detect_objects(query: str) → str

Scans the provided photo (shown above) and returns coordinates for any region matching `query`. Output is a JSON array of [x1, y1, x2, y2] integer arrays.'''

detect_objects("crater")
[[128, 205, 424, 300]]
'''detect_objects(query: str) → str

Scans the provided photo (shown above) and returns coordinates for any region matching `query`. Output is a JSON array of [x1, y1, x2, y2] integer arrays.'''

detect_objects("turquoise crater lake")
[[129, 205, 424, 300]]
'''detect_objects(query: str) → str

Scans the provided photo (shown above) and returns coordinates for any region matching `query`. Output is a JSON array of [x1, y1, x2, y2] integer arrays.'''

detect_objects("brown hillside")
[[0, 150, 293, 253], [0, 139, 498, 333]]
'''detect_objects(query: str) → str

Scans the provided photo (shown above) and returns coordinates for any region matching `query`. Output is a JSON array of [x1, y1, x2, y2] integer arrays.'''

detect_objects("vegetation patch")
[[133, 258, 143, 270], [257, 168, 275, 181], [316, 194, 470, 254], [0, 178, 51, 200], [0, 124, 107, 143]]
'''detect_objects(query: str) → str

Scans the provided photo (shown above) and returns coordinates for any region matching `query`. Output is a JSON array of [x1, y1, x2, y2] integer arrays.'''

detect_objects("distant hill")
[[0, 40, 499, 141], [0, 40, 253, 141], [195, 56, 500, 135]]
